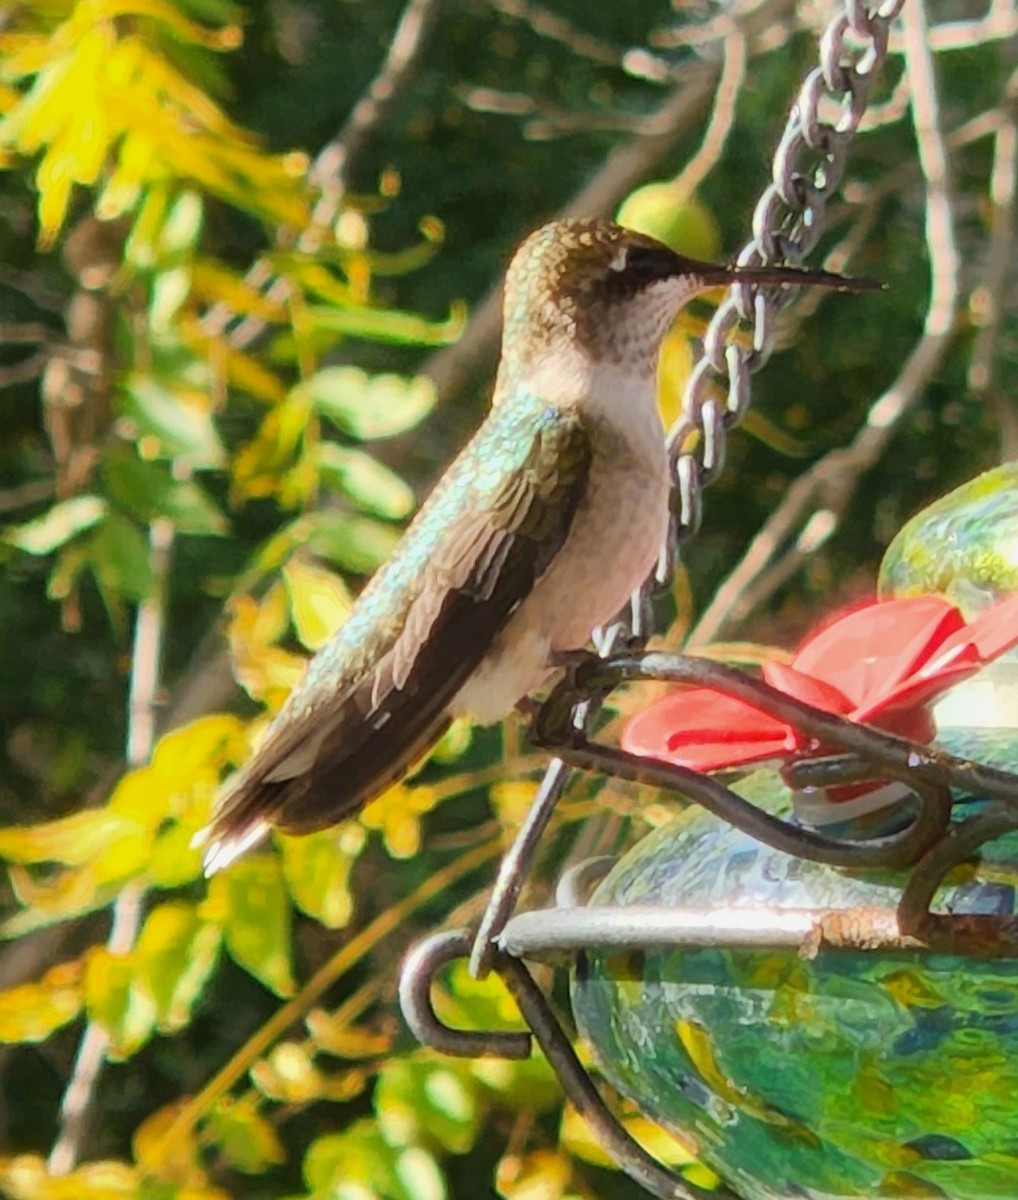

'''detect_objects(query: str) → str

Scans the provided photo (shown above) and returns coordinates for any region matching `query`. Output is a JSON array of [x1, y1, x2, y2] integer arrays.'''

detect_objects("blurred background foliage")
[[0, 0, 1014, 1196]]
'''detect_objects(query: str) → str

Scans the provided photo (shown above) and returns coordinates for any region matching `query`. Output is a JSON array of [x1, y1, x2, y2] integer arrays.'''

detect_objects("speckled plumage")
[[199, 217, 872, 872]]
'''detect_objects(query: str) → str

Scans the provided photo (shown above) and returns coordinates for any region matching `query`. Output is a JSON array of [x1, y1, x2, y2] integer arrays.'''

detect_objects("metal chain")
[[663, 0, 906, 554]]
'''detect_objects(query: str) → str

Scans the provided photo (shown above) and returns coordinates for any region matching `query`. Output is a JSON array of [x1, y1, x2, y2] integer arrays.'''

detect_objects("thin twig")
[[0, 477, 54, 514], [968, 113, 1018, 455], [688, 0, 960, 647], [0, 351, 46, 387], [48, 518, 174, 1175], [888, 0, 1018, 54], [205, 0, 442, 346], [486, 0, 630, 68], [669, 24, 746, 200]]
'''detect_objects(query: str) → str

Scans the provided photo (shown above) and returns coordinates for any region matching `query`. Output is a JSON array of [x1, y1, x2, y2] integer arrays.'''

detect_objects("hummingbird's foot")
[[514, 695, 542, 723]]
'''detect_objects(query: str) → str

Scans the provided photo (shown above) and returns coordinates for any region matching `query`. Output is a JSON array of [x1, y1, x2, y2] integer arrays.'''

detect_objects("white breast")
[[453, 357, 670, 724]]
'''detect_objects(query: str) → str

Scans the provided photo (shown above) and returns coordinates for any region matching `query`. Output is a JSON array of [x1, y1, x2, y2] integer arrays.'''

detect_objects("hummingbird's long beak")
[[693, 259, 882, 293]]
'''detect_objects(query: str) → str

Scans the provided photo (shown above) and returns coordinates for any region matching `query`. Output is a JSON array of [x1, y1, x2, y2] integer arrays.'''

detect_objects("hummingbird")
[[198, 217, 876, 873]]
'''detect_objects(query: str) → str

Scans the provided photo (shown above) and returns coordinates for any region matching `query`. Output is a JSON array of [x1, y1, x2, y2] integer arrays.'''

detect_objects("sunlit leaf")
[[0, 960, 83, 1043], [306, 1008, 391, 1059], [306, 303, 465, 346], [84, 947, 156, 1058], [206, 1094, 286, 1174], [376, 1058, 480, 1154], [306, 511, 400, 575], [0, 809, 140, 867], [303, 1122, 416, 1199], [278, 824, 365, 928], [318, 443, 416, 521], [231, 394, 314, 506], [205, 855, 295, 996], [123, 374, 224, 469], [191, 259, 286, 322], [282, 556, 352, 651], [133, 901, 221, 1031], [250, 1041, 323, 1104], [361, 782, 439, 859], [0, 1154, 143, 1199], [297, 366, 435, 440], [496, 1149, 571, 1200], [4, 495, 106, 555], [150, 265, 192, 331], [226, 588, 306, 707]]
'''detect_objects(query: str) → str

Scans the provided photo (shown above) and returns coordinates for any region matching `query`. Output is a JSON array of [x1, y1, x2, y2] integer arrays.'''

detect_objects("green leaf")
[[103, 449, 227, 535], [306, 511, 401, 575], [0, 961, 83, 1043], [279, 826, 364, 929], [156, 189, 205, 260], [84, 948, 156, 1058], [318, 443, 416, 521], [376, 1058, 480, 1154], [297, 366, 435, 440], [122, 374, 224, 469], [207, 1095, 286, 1175], [303, 1123, 414, 1200], [4, 495, 106, 555], [90, 513, 154, 601], [209, 855, 295, 997], [305, 303, 464, 346], [133, 902, 221, 1032]]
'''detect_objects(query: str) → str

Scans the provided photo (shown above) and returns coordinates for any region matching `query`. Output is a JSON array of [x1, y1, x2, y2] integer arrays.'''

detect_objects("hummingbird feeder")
[[399, 1, 1018, 1197]]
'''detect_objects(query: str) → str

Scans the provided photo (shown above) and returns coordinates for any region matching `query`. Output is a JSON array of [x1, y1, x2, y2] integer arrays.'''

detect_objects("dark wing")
[[200, 397, 592, 870]]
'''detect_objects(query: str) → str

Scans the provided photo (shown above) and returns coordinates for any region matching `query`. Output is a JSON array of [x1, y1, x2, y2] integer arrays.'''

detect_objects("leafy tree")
[[0, 1, 1014, 1198]]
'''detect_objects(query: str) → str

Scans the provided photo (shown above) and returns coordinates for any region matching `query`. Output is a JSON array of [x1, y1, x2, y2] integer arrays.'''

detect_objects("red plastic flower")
[[623, 594, 1018, 790]]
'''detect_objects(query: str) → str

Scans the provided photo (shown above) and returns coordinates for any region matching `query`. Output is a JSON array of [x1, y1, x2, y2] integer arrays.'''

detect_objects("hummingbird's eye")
[[623, 243, 681, 283]]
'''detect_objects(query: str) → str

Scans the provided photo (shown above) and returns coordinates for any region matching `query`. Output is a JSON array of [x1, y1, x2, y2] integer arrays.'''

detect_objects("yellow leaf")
[[496, 1149, 571, 1200], [306, 1009, 391, 1059], [219, 345, 287, 404], [0, 960, 83, 1043], [657, 326, 695, 430], [84, 947, 156, 1058], [206, 1095, 286, 1175], [5, 863, 106, 934], [0, 1154, 142, 1199], [251, 1041, 323, 1104], [206, 855, 295, 996], [191, 260, 286, 323], [279, 824, 364, 928], [231, 395, 315, 506], [361, 783, 439, 859], [283, 557, 352, 650], [490, 781, 537, 829], [227, 587, 306, 707], [0, 808, 138, 867], [147, 714, 247, 797]]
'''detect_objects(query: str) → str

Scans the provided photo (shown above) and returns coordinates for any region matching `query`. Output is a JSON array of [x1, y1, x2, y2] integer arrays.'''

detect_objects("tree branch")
[[48, 518, 174, 1174]]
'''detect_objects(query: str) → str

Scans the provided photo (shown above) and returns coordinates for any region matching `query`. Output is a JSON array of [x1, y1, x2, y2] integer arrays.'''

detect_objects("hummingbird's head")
[[501, 218, 876, 376], [502, 218, 712, 370]]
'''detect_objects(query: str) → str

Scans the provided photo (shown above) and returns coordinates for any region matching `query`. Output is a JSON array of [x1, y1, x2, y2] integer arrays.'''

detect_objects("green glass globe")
[[571, 775, 1018, 1200]]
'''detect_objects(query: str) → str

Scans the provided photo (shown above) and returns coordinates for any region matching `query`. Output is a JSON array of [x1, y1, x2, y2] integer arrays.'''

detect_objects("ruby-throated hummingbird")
[[198, 217, 875, 873]]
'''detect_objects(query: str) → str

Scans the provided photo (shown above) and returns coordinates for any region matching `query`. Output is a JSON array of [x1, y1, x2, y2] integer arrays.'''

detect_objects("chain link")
[[665, 0, 906, 547]]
